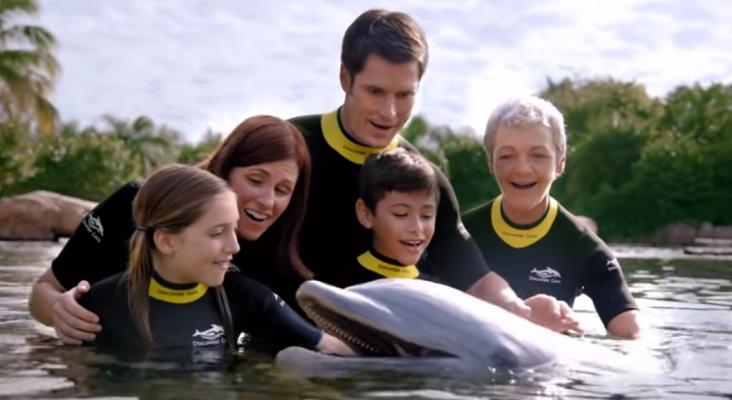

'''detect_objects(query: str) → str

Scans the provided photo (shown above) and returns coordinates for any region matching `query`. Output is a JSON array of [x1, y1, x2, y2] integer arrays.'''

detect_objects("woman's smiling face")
[[489, 124, 565, 223], [227, 159, 299, 240]]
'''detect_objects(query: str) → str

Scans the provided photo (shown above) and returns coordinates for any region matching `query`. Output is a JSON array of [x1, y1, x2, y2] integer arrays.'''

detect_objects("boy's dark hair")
[[359, 148, 440, 211], [341, 8, 429, 82]]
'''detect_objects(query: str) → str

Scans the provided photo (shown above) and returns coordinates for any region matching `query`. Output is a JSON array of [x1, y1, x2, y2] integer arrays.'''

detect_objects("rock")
[[683, 246, 732, 256], [650, 221, 732, 247], [0, 191, 97, 241], [574, 215, 598, 234], [712, 226, 732, 240], [650, 222, 699, 246], [693, 237, 732, 247], [698, 221, 715, 238]]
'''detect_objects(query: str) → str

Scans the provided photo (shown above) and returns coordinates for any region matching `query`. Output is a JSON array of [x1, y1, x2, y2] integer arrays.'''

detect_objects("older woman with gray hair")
[[461, 95, 642, 340]]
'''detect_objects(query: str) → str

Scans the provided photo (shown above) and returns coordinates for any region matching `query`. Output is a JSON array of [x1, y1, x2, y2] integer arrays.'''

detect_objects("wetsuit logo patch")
[[82, 212, 104, 243], [606, 259, 620, 272], [192, 324, 225, 347], [273, 293, 285, 307], [529, 267, 562, 284]]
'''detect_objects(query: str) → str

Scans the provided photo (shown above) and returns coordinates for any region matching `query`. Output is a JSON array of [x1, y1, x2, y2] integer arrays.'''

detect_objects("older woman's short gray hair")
[[482, 95, 567, 164]]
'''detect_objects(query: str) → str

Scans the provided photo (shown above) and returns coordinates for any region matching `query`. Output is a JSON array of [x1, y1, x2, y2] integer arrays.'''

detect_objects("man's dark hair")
[[359, 148, 440, 211], [341, 8, 429, 82]]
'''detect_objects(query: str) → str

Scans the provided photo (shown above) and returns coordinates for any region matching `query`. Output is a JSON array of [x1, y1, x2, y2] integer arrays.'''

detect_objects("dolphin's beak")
[[295, 281, 451, 358]]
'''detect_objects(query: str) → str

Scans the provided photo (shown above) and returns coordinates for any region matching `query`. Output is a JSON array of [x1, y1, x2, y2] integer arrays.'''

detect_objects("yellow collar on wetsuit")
[[357, 251, 419, 279], [148, 276, 208, 304], [491, 194, 558, 249], [321, 109, 400, 164]]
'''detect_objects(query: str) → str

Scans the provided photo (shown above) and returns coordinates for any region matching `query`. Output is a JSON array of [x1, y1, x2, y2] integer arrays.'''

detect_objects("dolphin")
[[275, 278, 655, 380]]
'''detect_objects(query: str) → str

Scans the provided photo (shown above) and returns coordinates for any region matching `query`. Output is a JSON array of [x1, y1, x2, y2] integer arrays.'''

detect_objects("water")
[[1, 240, 731, 399], [35, 0, 732, 142]]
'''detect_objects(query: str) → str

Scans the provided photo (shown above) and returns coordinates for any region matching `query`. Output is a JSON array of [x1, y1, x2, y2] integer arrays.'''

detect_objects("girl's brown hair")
[[197, 115, 312, 279], [126, 164, 236, 352]]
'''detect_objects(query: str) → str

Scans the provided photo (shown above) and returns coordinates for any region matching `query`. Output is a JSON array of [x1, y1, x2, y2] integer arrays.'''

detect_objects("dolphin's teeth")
[[302, 301, 393, 354]]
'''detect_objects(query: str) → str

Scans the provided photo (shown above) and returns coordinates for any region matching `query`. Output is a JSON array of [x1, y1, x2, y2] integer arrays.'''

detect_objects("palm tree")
[[102, 115, 173, 176], [0, 0, 59, 133]]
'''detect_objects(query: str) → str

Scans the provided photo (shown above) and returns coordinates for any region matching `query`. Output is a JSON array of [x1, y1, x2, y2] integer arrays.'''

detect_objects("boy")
[[314, 148, 440, 287]]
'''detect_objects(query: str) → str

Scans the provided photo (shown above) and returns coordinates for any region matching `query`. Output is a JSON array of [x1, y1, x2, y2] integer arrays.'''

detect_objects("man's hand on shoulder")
[[53, 280, 102, 345]]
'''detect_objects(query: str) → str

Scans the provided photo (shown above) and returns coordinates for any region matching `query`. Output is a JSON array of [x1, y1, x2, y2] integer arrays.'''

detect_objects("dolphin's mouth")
[[299, 298, 455, 358]]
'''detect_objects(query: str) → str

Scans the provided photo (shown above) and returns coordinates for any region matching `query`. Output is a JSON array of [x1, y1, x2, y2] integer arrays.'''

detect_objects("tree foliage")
[[399, 78, 732, 241], [0, 0, 59, 133], [2, 3, 730, 242]]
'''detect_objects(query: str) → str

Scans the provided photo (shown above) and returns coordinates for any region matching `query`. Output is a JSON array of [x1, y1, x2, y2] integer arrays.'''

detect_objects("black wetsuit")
[[314, 247, 424, 288], [78, 270, 322, 356], [51, 181, 307, 320], [51, 106, 489, 323], [461, 195, 639, 328], [289, 108, 490, 290]]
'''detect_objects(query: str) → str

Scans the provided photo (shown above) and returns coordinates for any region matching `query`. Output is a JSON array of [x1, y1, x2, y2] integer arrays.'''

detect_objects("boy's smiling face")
[[356, 190, 437, 266]]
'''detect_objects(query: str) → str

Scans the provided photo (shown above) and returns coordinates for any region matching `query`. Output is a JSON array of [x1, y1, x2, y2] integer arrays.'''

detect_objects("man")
[[286, 9, 578, 332]]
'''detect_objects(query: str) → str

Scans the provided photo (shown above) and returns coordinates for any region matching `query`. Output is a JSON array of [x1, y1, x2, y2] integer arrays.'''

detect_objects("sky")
[[35, 0, 732, 143]]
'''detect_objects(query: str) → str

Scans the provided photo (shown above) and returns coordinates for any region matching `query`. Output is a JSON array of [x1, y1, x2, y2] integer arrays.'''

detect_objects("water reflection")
[[0, 240, 731, 399], [21, 336, 347, 399]]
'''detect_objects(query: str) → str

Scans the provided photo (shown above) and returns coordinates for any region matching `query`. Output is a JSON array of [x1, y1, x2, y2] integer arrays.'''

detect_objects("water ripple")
[[0, 240, 731, 398]]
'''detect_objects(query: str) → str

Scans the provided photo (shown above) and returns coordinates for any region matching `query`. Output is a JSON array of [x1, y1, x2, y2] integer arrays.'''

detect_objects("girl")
[[78, 164, 352, 355]]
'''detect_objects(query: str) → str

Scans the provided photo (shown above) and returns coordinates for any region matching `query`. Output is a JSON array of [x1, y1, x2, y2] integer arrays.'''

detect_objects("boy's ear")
[[355, 199, 374, 229]]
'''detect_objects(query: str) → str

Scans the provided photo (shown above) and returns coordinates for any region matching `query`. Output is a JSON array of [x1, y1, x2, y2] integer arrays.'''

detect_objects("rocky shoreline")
[[681, 238, 732, 256], [650, 222, 732, 247], [0, 191, 97, 241]]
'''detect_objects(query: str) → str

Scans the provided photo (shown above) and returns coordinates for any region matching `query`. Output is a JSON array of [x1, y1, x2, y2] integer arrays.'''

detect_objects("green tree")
[[539, 77, 660, 146], [6, 122, 139, 201], [704, 141, 732, 225], [400, 115, 448, 171], [555, 124, 651, 212], [0, 0, 59, 133], [0, 121, 32, 191], [585, 145, 716, 238], [441, 138, 498, 211], [657, 83, 732, 148], [177, 129, 222, 165], [101, 115, 174, 176]]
